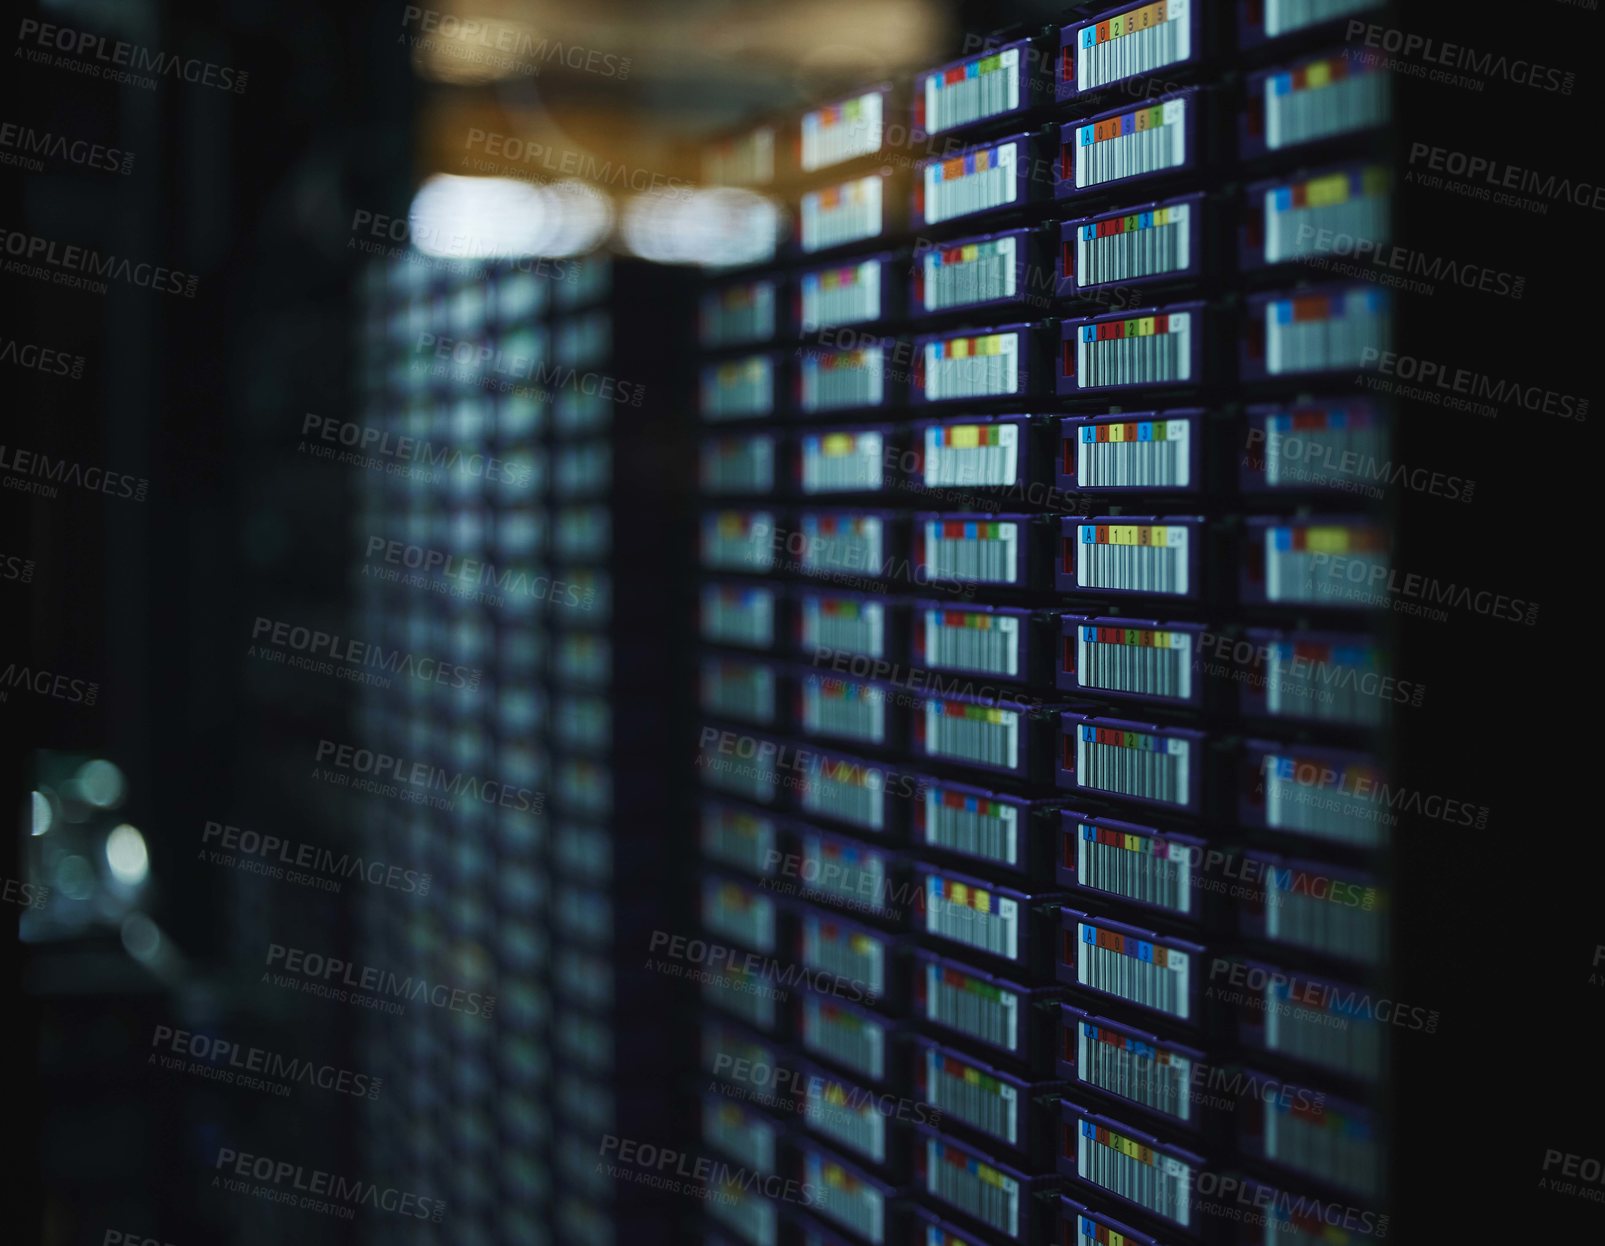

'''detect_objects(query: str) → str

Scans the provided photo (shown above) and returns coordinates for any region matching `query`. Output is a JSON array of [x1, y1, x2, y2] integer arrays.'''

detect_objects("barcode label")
[[926, 48, 1021, 133], [700, 585, 774, 648], [803, 431, 884, 493], [924, 423, 1018, 487], [803, 596, 886, 658], [1076, 821, 1193, 914], [705, 127, 775, 187], [702, 513, 775, 572], [1264, 290, 1389, 375], [1265, 0, 1380, 37], [1075, 523, 1190, 595], [1265, 1099, 1381, 1198], [1265, 980, 1383, 1082], [701, 435, 774, 493], [923, 332, 1019, 400], [702, 357, 773, 420], [804, 915, 886, 996], [1264, 525, 1387, 605], [925, 700, 1020, 771], [802, 348, 885, 413], [803, 92, 884, 171], [802, 676, 887, 745], [803, 833, 887, 909], [1076, 201, 1191, 287], [1075, 624, 1192, 700], [1266, 639, 1384, 728], [802, 261, 881, 330], [1076, 418, 1190, 487], [1073, 99, 1187, 189], [1265, 168, 1388, 264], [704, 1100, 777, 1174], [1078, 1021, 1192, 1121], [1076, 1119, 1193, 1226], [803, 756, 887, 833], [800, 515, 883, 576], [701, 806, 776, 875], [1266, 868, 1383, 963], [1073, 311, 1191, 388], [1262, 406, 1385, 488], [923, 786, 1019, 867], [1262, 754, 1385, 847], [704, 879, 776, 952], [1073, 0, 1192, 93], [803, 997, 885, 1081], [806, 1152, 884, 1245], [922, 236, 1017, 312], [1075, 724, 1192, 807], [924, 140, 1018, 224], [1266, 59, 1387, 150], [926, 519, 1019, 584], [802, 175, 883, 251], [926, 874, 1020, 960], [926, 962, 1019, 1051], [926, 1049, 1018, 1144], [701, 661, 776, 723], [807, 1078, 886, 1163], [705, 966, 776, 1029], [709, 1179, 777, 1244], [925, 1138, 1019, 1236], [925, 608, 1019, 677], [1077, 920, 1191, 1019], [701, 282, 777, 346]]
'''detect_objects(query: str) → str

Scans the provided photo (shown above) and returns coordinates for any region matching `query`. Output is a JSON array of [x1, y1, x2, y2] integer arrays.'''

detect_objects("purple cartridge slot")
[[1056, 90, 1200, 197], [914, 1126, 1057, 1241], [796, 906, 901, 1005], [914, 775, 1059, 877], [1239, 0, 1385, 46], [701, 581, 779, 650], [1240, 852, 1387, 966], [1231, 961, 1388, 1084], [794, 668, 897, 750], [796, 424, 894, 496], [1060, 1196, 1169, 1246], [702, 510, 780, 575], [1058, 809, 1206, 919], [915, 863, 1064, 972], [915, 949, 1062, 1064], [793, 822, 906, 920], [911, 1206, 997, 1246], [1058, 615, 1208, 709], [799, 989, 902, 1085], [1241, 54, 1390, 159], [1059, 193, 1206, 298], [1058, 712, 1207, 814], [913, 415, 1043, 498], [701, 352, 779, 421], [915, 1039, 1062, 1158], [914, 599, 1043, 684], [1059, 1005, 1208, 1128], [913, 323, 1039, 404], [1059, 908, 1206, 1023], [1056, 515, 1204, 601], [1241, 286, 1391, 381], [701, 276, 780, 348], [796, 589, 895, 662], [798, 253, 897, 332], [797, 1058, 902, 1166], [703, 870, 780, 954], [700, 799, 781, 878], [912, 225, 1047, 317], [1241, 740, 1390, 848], [798, 85, 895, 174], [796, 344, 893, 415], [915, 131, 1048, 228], [1241, 515, 1390, 609], [1059, 1099, 1207, 1229], [796, 1138, 901, 1245], [918, 512, 1049, 589], [1241, 399, 1387, 492], [793, 509, 901, 582], [917, 689, 1059, 783], [1240, 627, 1395, 728], [801, 170, 893, 254], [1240, 1083, 1383, 1200], [701, 431, 778, 496], [1058, 3, 1204, 103], [1059, 409, 1203, 495], [1058, 302, 1205, 395], [1242, 164, 1390, 270], [700, 654, 782, 728], [916, 38, 1043, 137]]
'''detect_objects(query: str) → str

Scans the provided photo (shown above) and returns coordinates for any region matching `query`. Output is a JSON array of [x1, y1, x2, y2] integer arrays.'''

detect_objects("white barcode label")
[[1262, 755, 1385, 847], [704, 126, 775, 187], [1266, 61, 1387, 150], [926, 1048, 1018, 1144], [704, 1100, 777, 1174], [926, 962, 1019, 1051], [1266, 0, 1380, 37], [803, 677, 887, 745], [1265, 169, 1387, 265], [704, 968, 775, 1029], [926, 47, 1020, 133], [925, 700, 1019, 771], [1074, 624, 1192, 700], [701, 282, 776, 346], [1076, 201, 1191, 287], [1266, 868, 1383, 964], [802, 175, 883, 252], [803, 833, 886, 908], [802, 348, 884, 413], [701, 435, 774, 493], [1078, 922, 1191, 1019], [926, 874, 1019, 959], [802, 92, 884, 171], [803, 997, 884, 1081], [1265, 1099, 1381, 1199], [700, 585, 774, 648], [806, 1080, 886, 1163], [925, 608, 1019, 677], [924, 423, 1018, 488], [1078, 1021, 1192, 1121], [803, 431, 884, 493], [803, 756, 886, 832], [924, 140, 1018, 224], [702, 357, 773, 420], [803, 596, 886, 658], [1076, 821, 1192, 914], [1073, 311, 1191, 389], [806, 1152, 884, 1245], [1076, 417, 1190, 488], [804, 915, 886, 995], [926, 519, 1019, 584], [923, 786, 1019, 867], [1074, 523, 1190, 595], [1264, 290, 1390, 375], [701, 662, 776, 723], [923, 333, 1019, 400], [1074, 0, 1191, 93], [1074, 98, 1187, 189], [801, 516, 883, 576], [702, 513, 775, 572], [701, 806, 776, 875], [1075, 724, 1191, 807], [1265, 982, 1383, 1082], [709, 1179, 777, 1244], [802, 261, 881, 329], [1264, 526, 1386, 605], [1265, 638, 1384, 728], [1076, 1119, 1193, 1226], [1262, 409, 1386, 489], [703, 879, 775, 951], [922, 236, 1017, 311], [925, 1138, 1019, 1237]]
